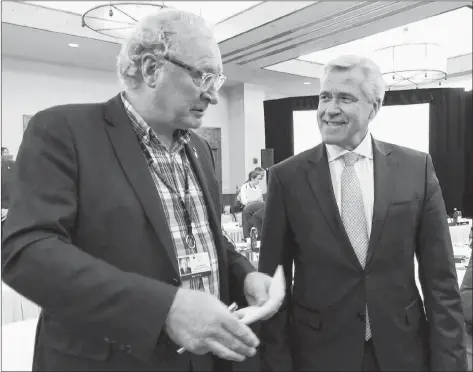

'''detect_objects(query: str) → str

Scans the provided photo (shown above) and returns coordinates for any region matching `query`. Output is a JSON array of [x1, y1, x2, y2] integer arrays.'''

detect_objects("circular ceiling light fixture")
[[81, 2, 167, 39]]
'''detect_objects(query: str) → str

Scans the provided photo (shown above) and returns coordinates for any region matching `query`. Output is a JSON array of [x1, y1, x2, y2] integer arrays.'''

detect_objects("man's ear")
[[141, 53, 159, 87], [369, 98, 382, 121]]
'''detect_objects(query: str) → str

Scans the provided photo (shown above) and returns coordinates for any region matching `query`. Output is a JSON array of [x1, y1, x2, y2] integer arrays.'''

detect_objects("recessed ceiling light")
[[68, 43, 79, 48], [304, 82, 311, 85]]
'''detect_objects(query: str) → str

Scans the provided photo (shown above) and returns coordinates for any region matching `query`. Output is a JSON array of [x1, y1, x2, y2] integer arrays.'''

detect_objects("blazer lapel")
[[103, 95, 179, 275], [366, 139, 396, 267], [185, 136, 220, 229], [306, 144, 362, 269]]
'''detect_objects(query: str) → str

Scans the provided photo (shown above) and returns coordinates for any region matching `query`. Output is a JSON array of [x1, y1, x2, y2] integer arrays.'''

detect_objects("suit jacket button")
[[125, 345, 132, 354], [104, 337, 110, 343], [357, 312, 365, 322]]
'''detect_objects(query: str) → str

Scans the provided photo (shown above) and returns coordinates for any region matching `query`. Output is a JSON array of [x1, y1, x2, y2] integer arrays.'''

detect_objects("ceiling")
[[2, 1, 472, 97], [299, 6, 472, 64]]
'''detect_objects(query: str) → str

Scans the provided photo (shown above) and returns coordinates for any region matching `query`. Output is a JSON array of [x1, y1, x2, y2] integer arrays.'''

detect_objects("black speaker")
[[261, 149, 274, 169]]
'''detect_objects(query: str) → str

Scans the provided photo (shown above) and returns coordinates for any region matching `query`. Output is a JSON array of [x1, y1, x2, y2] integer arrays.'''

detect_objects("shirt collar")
[[120, 92, 191, 150], [325, 130, 373, 162]]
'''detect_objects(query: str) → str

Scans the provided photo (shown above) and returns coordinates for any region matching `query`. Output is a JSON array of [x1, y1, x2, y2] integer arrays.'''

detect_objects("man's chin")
[[322, 133, 343, 146], [188, 116, 204, 129]]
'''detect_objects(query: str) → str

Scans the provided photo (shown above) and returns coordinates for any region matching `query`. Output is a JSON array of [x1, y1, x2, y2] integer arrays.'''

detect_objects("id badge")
[[178, 252, 212, 281]]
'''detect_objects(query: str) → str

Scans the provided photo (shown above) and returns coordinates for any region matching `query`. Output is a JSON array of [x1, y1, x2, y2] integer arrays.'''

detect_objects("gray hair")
[[117, 9, 213, 89], [322, 55, 386, 104]]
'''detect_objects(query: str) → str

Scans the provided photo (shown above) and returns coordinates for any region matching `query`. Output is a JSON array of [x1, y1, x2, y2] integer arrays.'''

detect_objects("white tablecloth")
[[2, 283, 40, 325], [222, 222, 244, 244], [1, 318, 37, 371], [450, 223, 471, 247]]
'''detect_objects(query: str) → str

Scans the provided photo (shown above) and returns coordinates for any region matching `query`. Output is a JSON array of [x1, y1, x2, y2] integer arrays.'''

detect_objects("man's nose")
[[325, 101, 341, 116], [202, 86, 219, 105]]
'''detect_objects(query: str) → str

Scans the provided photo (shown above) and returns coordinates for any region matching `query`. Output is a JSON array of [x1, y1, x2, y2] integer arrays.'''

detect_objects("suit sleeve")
[[1, 111, 178, 354], [416, 154, 468, 371], [258, 167, 294, 371]]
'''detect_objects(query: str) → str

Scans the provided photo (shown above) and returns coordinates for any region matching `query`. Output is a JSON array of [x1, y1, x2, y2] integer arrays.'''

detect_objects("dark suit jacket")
[[1, 157, 15, 209], [1, 94, 255, 371], [461, 252, 472, 331], [461, 251, 472, 370], [259, 139, 467, 371]]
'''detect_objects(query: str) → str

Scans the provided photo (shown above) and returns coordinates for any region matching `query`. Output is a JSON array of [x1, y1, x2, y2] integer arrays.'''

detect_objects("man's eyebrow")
[[333, 91, 358, 99]]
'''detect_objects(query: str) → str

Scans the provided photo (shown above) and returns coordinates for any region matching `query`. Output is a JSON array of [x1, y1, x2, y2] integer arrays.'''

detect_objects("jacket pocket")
[[405, 298, 422, 326], [292, 303, 322, 330], [45, 319, 111, 361]]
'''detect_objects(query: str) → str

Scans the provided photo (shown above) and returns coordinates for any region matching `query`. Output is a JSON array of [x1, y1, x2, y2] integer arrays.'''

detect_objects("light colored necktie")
[[341, 152, 371, 340]]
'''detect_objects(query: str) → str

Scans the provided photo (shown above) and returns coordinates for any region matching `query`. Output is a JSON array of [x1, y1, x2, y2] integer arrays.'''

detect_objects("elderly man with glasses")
[[2, 9, 277, 372]]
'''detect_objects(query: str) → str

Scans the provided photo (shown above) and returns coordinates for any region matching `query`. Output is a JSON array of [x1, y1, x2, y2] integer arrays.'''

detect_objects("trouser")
[[242, 201, 265, 238], [251, 204, 265, 235], [362, 339, 380, 371]]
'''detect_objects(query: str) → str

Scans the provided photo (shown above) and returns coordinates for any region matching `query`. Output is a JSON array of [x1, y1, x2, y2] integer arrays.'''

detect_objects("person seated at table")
[[238, 167, 265, 239], [461, 228, 473, 370]]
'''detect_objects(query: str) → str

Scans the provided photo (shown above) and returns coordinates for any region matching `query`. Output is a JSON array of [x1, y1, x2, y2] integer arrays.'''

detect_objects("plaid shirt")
[[121, 93, 220, 298]]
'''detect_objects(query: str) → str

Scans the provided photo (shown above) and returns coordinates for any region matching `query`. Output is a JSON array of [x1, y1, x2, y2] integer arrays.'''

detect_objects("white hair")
[[117, 9, 213, 89], [322, 55, 386, 104]]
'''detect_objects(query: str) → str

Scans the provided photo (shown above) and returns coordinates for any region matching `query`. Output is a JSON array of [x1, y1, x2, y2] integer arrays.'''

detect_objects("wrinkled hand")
[[165, 288, 259, 362]]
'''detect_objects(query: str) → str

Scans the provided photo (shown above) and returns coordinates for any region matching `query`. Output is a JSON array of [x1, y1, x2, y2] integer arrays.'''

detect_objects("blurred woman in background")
[[238, 167, 265, 239]]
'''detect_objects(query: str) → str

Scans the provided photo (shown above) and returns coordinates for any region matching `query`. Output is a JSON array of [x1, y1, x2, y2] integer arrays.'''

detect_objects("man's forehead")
[[179, 41, 223, 72], [321, 71, 364, 92]]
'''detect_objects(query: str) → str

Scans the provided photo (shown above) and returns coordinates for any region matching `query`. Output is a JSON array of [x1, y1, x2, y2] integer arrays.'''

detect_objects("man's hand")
[[235, 268, 285, 324], [1, 208, 8, 221], [165, 288, 259, 362], [244, 272, 272, 307]]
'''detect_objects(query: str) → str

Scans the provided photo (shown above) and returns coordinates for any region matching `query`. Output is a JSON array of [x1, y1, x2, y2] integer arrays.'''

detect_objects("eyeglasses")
[[164, 54, 227, 92]]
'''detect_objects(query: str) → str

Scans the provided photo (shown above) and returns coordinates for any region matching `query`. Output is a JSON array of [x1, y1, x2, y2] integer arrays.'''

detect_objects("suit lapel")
[[185, 136, 220, 223], [366, 139, 396, 267], [306, 144, 362, 269], [103, 94, 179, 275]]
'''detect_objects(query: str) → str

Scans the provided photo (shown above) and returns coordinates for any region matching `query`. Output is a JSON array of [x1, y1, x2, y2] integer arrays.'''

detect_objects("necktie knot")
[[342, 152, 360, 167]]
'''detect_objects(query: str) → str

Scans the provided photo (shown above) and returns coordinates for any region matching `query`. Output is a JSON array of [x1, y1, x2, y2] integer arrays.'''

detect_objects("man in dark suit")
[[1, 9, 277, 371], [460, 229, 472, 370], [259, 55, 467, 371]]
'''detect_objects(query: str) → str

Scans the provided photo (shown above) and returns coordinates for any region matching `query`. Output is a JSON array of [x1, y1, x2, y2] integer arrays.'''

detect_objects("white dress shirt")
[[238, 182, 264, 206], [325, 132, 374, 237]]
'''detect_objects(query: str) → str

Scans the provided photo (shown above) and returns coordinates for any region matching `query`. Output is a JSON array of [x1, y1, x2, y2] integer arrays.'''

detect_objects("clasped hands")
[[164, 268, 284, 362]]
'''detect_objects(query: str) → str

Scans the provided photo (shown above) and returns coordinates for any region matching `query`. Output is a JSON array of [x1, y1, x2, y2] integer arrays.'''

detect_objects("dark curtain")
[[263, 98, 294, 165], [263, 88, 472, 216]]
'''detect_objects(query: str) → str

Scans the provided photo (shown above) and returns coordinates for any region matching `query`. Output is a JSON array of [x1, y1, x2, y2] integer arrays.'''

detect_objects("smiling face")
[[317, 68, 380, 150]]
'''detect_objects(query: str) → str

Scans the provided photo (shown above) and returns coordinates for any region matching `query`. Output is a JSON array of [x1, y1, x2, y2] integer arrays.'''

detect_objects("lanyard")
[[140, 141, 196, 251]]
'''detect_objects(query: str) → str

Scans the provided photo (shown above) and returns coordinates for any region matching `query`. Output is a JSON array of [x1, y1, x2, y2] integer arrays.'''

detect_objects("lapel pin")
[[193, 147, 199, 159]]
